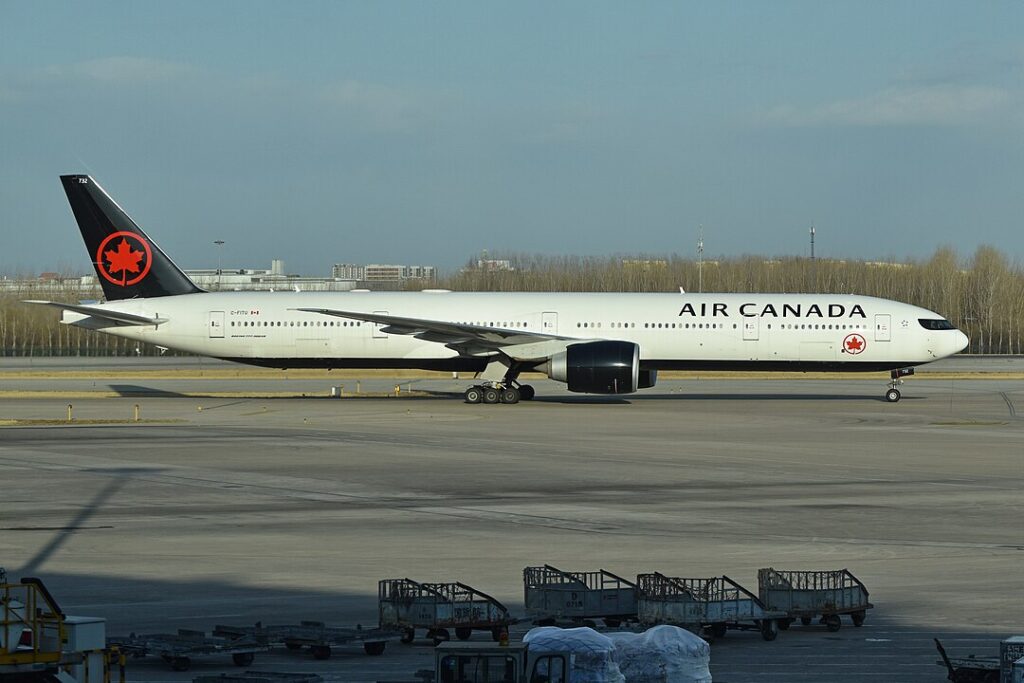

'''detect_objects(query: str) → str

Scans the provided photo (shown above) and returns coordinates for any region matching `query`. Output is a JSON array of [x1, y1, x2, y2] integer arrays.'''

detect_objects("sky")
[[2, 1, 1023, 276]]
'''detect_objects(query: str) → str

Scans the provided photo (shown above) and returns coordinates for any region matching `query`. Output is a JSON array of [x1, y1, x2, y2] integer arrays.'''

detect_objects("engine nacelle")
[[545, 341, 640, 394]]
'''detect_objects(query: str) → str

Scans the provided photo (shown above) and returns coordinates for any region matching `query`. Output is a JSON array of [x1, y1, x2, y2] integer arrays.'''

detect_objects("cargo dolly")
[[378, 579, 515, 646], [523, 565, 636, 628], [757, 568, 873, 632], [934, 639, 1000, 683], [107, 629, 268, 671], [213, 621, 399, 659], [637, 573, 785, 641]]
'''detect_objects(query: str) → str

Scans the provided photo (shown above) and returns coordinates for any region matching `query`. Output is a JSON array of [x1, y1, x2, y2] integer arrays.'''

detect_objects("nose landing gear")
[[885, 367, 915, 403]]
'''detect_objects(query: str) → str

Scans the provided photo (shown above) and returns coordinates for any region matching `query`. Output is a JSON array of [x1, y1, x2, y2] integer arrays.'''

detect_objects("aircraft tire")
[[519, 385, 535, 400], [482, 388, 500, 404], [885, 388, 901, 403], [500, 387, 520, 404], [464, 386, 483, 404]]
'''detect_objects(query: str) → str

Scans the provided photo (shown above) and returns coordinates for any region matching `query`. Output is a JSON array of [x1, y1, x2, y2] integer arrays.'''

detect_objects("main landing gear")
[[464, 381, 535, 405], [885, 367, 915, 403]]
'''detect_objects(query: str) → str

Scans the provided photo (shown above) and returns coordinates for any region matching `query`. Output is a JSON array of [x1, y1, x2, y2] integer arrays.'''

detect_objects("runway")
[[1, 359, 1021, 682]]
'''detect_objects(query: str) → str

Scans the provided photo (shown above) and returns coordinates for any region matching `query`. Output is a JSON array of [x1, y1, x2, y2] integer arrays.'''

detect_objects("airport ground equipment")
[[379, 579, 515, 646], [1, 571, 67, 677], [637, 573, 784, 641], [213, 621, 398, 659], [193, 672, 324, 683], [523, 565, 637, 627], [757, 567, 873, 632], [2, 570, 119, 683], [935, 638, 1000, 683], [108, 629, 269, 671], [428, 641, 588, 683]]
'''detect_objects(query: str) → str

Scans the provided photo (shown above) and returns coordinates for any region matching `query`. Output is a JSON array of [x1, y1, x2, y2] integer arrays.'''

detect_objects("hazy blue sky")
[[2, 2, 1022, 276]]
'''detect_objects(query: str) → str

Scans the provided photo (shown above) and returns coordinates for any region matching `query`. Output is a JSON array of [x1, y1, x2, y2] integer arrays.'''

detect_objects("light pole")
[[214, 240, 225, 290], [809, 225, 816, 291], [697, 224, 704, 293]]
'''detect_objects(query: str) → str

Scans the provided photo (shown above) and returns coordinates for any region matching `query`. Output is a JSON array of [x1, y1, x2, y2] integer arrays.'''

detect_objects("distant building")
[[332, 263, 436, 282], [474, 259, 515, 272]]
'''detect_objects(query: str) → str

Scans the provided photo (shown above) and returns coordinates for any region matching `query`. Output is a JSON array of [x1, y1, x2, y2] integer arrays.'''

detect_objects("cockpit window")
[[919, 319, 956, 330]]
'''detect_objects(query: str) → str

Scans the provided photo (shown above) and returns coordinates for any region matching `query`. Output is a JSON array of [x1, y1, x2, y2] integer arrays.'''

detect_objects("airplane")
[[26, 174, 969, 404]]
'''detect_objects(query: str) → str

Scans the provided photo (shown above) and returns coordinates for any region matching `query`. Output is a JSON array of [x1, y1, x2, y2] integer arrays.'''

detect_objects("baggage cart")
[[935, 638, 1000, 683], [378, 579, 514, 646], [757, 567, 873, 632], [636, 573, 784, 641], [108, 629, 268, 672], [213, 621, 400, 659], [523, 565, 636, 627]]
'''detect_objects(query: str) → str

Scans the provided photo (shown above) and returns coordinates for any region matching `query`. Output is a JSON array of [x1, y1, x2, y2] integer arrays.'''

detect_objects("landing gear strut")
[[885, 368, 915, 403]]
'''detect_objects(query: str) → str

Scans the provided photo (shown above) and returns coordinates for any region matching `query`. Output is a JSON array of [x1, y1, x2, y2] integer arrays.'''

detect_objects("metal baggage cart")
[[214, 621, 400, 659], [523, 565, 637, 627], [934, 639, 1000, 683], [378, 579, 514, 646], [757, 568, 873, 632], [108, 629, 268, 671], [637, 573, 784, 641]]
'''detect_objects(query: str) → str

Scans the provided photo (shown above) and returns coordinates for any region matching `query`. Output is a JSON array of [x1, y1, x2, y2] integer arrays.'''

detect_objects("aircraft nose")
[[954, 329, 969, 353]]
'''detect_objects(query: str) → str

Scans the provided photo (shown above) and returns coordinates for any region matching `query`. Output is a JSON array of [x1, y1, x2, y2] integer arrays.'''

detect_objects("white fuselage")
[[65, 291, 968, 373]]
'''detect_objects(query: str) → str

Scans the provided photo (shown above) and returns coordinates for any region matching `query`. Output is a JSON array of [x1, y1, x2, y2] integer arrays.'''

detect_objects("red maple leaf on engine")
[[846, 336, 864, 351], [104, 238, 145, 278]]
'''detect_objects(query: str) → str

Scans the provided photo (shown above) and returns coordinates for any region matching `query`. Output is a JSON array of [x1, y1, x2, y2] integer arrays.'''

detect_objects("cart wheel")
[[232, 652, 255, 667], [824, 614, 842, 632], [851, 611, 866, 627], [491, 627, 507, 642], [710, 623, 727, 639], [603, 618, 622, 628], [800, 617, 812, 626], [363, 641, 386, 656], [455, 627, 473, 641], [432, 628, 450, 646], [761, 619, 779, 642], [311, 645, 332, 660], [400, 628, 416, 644], [170, 657, 191, 672], [284, 641, 303, 651], [777, 618, 792, 631]]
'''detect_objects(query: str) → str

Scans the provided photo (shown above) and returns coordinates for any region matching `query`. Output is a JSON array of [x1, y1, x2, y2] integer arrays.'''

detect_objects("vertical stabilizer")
[[60, 174, 203, 300]]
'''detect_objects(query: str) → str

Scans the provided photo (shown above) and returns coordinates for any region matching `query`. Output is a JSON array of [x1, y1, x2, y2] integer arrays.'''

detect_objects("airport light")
[[214, 240, 225, 290]]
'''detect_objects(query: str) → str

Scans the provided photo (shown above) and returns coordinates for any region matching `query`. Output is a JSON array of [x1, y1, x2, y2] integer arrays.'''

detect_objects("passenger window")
[[531, 655, 566, 683]]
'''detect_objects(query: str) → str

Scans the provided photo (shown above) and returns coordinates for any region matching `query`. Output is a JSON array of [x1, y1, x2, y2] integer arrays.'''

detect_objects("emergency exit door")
[[743, 317, 759, 341], [209, 311, 224, 338], [875, 314, 891, 341], [542, 312, 558, 334]]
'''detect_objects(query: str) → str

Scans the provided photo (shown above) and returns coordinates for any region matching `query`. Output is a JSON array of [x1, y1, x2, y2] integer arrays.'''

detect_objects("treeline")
[[2, 246, 1022, 356], [436, 246, 1024, 355]]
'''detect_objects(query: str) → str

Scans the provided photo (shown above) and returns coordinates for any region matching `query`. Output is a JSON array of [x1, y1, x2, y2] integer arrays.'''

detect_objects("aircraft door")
[[209, 311, 225, 338], [875, 314, 891, 342], [743, 317, 759, 341], [372, 311, 389, 339], [542, 311, 558, 334]]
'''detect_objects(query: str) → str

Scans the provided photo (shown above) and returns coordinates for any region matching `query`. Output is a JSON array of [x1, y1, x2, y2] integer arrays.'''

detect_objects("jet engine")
[[544, 341, 642, 394]]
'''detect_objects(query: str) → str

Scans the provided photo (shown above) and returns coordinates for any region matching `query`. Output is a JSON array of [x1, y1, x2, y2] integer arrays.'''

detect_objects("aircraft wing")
[[293, 307, 582, 359], [23, 300, 167, 326]]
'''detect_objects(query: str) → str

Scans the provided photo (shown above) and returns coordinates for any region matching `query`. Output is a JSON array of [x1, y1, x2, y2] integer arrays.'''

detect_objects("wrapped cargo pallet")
[[523, 627, 625, 683], [608, 625, 711, 683]]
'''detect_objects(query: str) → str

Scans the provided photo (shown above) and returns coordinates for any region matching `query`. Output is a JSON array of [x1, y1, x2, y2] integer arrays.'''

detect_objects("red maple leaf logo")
[[95, 231, 152, 286], [846, 336, 863, 351], [105, 238, 145, 279]]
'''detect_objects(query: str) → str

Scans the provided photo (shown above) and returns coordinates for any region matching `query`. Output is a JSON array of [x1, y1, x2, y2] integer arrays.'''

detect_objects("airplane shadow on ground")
[[108, 384, 189, 398]]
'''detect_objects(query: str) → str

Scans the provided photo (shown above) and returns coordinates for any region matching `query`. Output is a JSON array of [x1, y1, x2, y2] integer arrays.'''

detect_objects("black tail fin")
[[60, 174, 203, 300]]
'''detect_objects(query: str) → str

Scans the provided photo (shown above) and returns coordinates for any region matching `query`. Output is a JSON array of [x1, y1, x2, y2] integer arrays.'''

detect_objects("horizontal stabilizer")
[[23, 300, 167, 326]]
